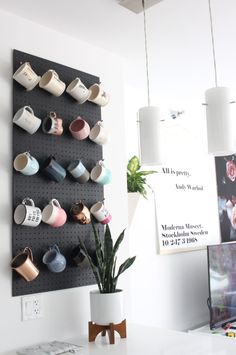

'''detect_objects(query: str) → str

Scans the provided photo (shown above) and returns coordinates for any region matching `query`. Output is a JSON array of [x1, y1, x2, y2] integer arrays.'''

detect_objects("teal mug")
[[90, 161, 112, 185], [13, 151, 39, 176], [42, 244, 66, 273]]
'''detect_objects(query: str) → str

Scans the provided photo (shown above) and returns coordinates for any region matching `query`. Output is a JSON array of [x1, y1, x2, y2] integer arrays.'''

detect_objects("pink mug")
[[42, 199, 67, 228], [69, 117, 90, 140]]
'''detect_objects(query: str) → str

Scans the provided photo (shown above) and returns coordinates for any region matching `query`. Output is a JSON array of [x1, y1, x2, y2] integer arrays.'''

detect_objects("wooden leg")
[[88, 319, 127, 344], [108, 323, 115, 344], [88, 321, 108, 342], [116, 319, 127, 338]]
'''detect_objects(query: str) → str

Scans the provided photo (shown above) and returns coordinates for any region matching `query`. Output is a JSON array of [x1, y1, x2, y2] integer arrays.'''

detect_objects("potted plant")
[[79, 223, 136, 326], [127, 155, 157, 198]]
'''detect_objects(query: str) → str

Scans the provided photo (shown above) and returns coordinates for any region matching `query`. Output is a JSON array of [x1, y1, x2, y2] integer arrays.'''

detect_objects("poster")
[[153, 156, 221, 254], [215, 154, 236, 243]]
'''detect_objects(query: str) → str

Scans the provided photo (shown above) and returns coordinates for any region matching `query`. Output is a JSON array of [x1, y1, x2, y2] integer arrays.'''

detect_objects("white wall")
[[123, 0, 235, 331], [0, 10, 128, 353]]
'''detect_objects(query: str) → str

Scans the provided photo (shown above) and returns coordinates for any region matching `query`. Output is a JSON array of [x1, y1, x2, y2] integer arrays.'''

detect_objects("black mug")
[[71, 246, 86, 266], [71, 246, 97, 267], [41, 156, 66, 182]]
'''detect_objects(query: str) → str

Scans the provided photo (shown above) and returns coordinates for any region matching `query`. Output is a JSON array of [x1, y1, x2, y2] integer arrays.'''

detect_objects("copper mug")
[[11, 247, 39, 281], [70, 202, 91, 225]]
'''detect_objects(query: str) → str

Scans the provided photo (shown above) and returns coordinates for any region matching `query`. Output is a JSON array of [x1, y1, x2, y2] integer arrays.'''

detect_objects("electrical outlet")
[[21, 295, 43, 321]]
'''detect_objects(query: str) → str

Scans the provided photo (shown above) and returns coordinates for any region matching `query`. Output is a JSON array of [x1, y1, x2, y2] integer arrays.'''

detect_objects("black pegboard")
[[12, 49, 105, 296]]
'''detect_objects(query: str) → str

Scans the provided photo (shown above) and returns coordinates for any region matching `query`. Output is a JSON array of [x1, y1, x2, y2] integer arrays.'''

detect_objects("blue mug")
[[13, 151, 39, 176], [41, 156, 66, 182], [90, 161, 112, 185], [42, 244, 66, 273]]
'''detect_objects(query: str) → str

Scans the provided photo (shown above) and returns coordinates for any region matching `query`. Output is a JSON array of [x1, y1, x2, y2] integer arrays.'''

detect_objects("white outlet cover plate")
[[21, 295, 43, 321], [119, 0, 163, 13]]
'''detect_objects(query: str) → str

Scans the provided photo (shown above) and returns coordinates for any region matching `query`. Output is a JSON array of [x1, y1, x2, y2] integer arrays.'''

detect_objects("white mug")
[[88, 84, 109, 106], [90, 202, 112, 225], [14, 198, 42, 227], [39, 70, 66, 96], [13, 106, 41, 134], [13, 152, 39, 176], [89, 121, 109, 145], [13, 62, 41, 91], [66, 77, 91, 104]]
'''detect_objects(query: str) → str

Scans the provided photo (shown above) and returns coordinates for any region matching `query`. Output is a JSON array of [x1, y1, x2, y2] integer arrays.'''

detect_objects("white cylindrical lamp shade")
[[205, 87, 235, 156], [138, 106, 161, 165]]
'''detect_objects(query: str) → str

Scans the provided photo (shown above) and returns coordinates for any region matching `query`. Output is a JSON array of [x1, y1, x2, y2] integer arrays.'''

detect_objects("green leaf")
[[113, 229, 125, 256], [104, 224, 114, 293], [92, 224, 104, 266], [136, 170, 157, 176], [78, 237, 102, 292], [91, 223, 105, 287], [104, 224, 113, 262], [127, 156, 140, 174], [114, 256, 136, 285]]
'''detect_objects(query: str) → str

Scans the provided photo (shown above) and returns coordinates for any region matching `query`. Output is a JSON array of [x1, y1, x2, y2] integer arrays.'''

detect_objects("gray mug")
[[42, 245, 66, 273], [67, 160, 90, 183]]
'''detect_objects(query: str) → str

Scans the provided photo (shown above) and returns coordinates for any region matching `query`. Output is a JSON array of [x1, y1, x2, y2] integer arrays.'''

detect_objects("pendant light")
[[138, 0, 162, 165], [205, 0, 235, 156]]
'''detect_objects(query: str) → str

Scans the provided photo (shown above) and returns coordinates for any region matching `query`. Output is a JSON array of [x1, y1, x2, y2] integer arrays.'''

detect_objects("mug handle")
[[49, 69, 59, 79], [52, 244, 60, 253], [22, 197, 35, 207], [48, 111, 57, 119], [25, 151, 34, 161], [23, 247, 33, 261], [97, 160, 105, 167], [50, 199, 61, 208], [25, 62, 32, 68], [24, 106, 34, 115]]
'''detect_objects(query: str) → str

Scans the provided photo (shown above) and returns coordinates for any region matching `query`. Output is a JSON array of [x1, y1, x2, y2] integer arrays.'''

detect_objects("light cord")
[[142, 0, 151, 106], [208, 0, 218, 87]]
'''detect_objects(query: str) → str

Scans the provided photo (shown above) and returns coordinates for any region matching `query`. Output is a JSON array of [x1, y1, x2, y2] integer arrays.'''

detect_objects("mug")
[[13, 151, 39, 176], [90, 161, 112, 185], [39, 69, 66, 96], [41, 156, 66, 182], [70, 202, 91, 224], [71, 245, 86, 266], [42, 199, 67, 228], [67, 160, 90, 183], [13, 62, 41, 91], [14, 198, 42, 227], [89, 121, 109, 145], [11, 247, 39, 281], [42, 245, 66, 273], [88, 83, 109, 106], [42, 112, 63, 136], [90, 201, 112, 224], [66, 78, 91, 104], [69, 117, 90, 140], [13, 106, 41, 134]]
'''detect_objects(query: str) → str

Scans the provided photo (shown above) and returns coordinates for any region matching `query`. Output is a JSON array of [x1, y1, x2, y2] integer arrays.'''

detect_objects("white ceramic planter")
[[90, 289, 124, 325], [127, 192, 140, 226]]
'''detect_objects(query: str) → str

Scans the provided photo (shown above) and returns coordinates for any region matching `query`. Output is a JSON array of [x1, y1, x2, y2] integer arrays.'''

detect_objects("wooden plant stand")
[[88, 319, 127, 344]]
